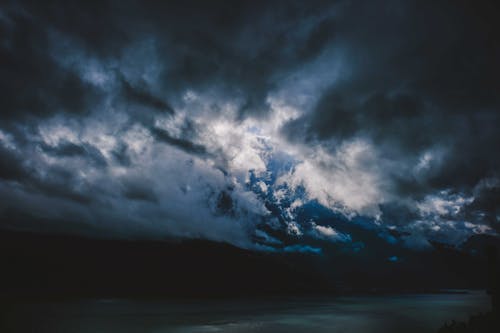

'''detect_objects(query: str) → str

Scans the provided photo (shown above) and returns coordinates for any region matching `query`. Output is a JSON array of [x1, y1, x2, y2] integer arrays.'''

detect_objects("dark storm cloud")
[[121, 178, 158, 203], [28, 166, 93, 204], [0, 157, 92, 205], [1, 141, 101, 209], [1, 0, 337, 124], [111, 142, 132, 167], [40, 140, 107, 167], [110, 0, 338, 118], [119, 76, 175, 114], [150, 127, 207, 156], [0, 0, 498, 250], [0, 4, 101, 122], [281, 0, 500, 199], [0, 145, 28, 181], [465, 179, 500, 232]]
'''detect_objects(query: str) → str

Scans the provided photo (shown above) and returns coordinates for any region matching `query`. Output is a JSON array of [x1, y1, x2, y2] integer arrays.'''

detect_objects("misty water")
[[3, 291, 491, 333]]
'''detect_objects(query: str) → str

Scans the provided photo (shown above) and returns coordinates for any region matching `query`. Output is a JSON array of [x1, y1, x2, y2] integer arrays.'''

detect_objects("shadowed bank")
[[0, 230, 499, 332], [436, 246, 500, 332]]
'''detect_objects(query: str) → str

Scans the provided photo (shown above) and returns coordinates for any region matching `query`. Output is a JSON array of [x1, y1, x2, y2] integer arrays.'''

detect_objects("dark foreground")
[[1, 291, 491, 333], [1, 230, 498, 299]]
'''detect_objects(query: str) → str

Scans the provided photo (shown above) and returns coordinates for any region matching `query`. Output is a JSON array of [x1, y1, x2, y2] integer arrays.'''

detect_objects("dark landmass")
[[437, 312, 499, 333], [0, 230, 498, 300], [436, 244, 500, 333], [0, 230, 333, 300]]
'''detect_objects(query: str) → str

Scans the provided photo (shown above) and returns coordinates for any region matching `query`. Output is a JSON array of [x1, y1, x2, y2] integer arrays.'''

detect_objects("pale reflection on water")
[[3, 291, 490, 333]]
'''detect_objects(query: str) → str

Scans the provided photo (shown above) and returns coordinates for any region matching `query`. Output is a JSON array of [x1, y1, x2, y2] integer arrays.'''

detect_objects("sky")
[[0, 0, 499, 256]]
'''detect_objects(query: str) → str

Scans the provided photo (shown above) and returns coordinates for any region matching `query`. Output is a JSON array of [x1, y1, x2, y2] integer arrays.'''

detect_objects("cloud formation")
[[0, 0, 498, 252]]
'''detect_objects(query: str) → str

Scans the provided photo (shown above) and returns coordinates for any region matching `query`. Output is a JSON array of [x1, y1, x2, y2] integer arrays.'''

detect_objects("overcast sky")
[[0, 0, 499, 253]]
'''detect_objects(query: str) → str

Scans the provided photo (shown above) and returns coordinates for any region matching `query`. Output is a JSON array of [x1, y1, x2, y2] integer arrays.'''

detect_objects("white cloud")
[[277, 139, 392, 218], [417, 191, 474, 217], [311, 222, 351, 242], [286, 221, 303, 236]]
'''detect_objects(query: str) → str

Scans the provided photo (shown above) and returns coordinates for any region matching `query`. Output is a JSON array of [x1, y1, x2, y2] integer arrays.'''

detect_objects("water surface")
[[3, 291, 490, 333]]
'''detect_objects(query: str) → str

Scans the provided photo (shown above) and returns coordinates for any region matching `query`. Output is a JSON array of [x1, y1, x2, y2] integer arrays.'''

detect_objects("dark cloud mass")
[[0, 0, 499, 256]]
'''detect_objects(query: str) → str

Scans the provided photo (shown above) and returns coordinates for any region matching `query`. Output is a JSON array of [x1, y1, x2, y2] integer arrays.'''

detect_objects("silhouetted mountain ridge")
[[0, 230, 335, 299], [1, 230, 498, 300]]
